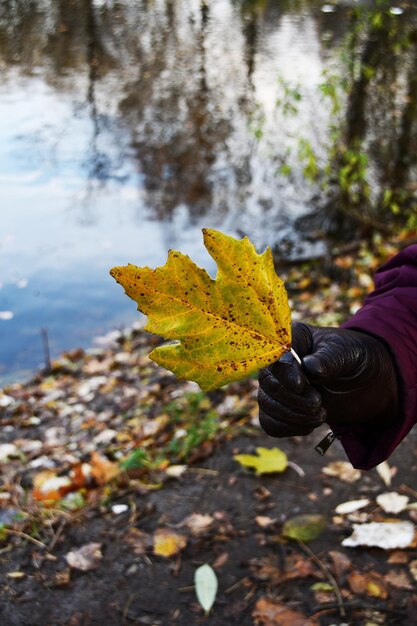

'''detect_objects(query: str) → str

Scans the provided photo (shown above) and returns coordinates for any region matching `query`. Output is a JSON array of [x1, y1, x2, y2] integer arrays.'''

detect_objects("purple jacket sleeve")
[[341, 244, 417, 469]]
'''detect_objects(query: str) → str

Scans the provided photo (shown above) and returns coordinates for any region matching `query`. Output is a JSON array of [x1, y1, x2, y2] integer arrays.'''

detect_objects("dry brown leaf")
[[384, 570, 413, 590], [90, 451, 119, 485], [347, 571, 389, 599], [328, 550, 352, 582], [124, 528, 152, 555], [252, 597, 319, 625], [284, 554, 320, 581], [409, 559, 417, 582], [65, 543, 103, 571], [153, 528, 187, 557], [256, 516, 276, 529], [387, 551, 409, 564], [249, 557, 282, 584], [212, 552, 229, 569]]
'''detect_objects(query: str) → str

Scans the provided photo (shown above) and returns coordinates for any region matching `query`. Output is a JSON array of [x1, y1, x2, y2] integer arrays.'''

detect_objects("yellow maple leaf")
[[234, 447, 288, 475], [110, 229, 291, 391]]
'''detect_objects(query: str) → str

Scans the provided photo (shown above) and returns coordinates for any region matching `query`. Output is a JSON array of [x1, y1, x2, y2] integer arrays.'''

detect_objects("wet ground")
[[1, 315, 417, 626]]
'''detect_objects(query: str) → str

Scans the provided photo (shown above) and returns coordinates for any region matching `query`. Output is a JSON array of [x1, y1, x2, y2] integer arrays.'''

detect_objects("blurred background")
[[0, 0, 416, 385]]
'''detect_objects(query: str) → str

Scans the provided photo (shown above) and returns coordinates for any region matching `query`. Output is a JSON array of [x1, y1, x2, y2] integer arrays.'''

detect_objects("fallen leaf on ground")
[[32, 471, 73, 502], [183, 513, 214, 535], [282, 514, 326, 542], [376, 461, 393, 487], [376, 492, 409, 514], [284, 554, 319, 580], [0, 444, 19, 463], [328, 550, 352, 581], [335, 499, 370, 515], [342, 521, 415, 549], [249, 557, 282, 584], [153, 528, 187, 557], [212, 552, 229, 569], [65, 543, 103, 571], [124, 528, 152, 555], [110, 229, 292, 391], [409, 559, 417, 582], [322, 461, 361, 483], [234, 447, 288, 475], [7, 571, 26, 579], [387, 551, 409, 564], [252, 597, 319, 625], [165, 465, 187, 478], [195, 563, 218, 615], [90, 451, 119, 484], [256, 516, 276, 529], [253, 486, 272, 500], [348, 571, 389, 598], [384, 570, 413, 590], [311, 582, 334, 592]]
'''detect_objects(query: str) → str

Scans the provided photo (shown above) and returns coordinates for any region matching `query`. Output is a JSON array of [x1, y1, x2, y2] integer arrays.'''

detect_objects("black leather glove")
[[258, 322, 399, 438]]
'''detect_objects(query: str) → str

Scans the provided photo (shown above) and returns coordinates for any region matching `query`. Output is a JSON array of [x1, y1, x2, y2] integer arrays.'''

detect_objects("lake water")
[[0, 0, 414, 384]]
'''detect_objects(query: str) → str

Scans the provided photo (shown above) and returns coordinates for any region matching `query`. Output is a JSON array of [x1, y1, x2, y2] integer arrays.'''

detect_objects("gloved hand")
[[258, 322, 399, 438]]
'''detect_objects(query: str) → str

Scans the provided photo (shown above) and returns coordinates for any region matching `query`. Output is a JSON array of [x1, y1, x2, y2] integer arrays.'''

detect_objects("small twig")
[[296, 539, 346, 618], [400, 484, 417, 499], [48, 518, 67, 552], [243, 584, 257, 602], [187, 468, 219, 476], [287, 461, 305, 478], [177, 585, 195, 592], [225, 576, 249, 595], [122, 594, 136, 625], [311, 601, 406, 617], [6, 529, 48, 550]]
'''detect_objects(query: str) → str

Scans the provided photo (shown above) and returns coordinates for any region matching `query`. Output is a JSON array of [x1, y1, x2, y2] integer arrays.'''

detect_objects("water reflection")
[[0, 0, 416, 383]]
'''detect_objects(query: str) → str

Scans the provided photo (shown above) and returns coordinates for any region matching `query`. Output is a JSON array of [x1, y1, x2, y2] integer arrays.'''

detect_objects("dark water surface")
[[0, 0, 415, 384]]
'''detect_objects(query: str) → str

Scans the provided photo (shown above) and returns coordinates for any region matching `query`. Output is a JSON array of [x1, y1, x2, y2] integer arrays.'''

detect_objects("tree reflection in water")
[[0, 0, 416, 382]]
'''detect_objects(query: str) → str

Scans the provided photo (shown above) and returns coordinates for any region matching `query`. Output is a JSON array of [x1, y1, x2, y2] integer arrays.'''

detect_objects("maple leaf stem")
[[290, 347, 302, 365]]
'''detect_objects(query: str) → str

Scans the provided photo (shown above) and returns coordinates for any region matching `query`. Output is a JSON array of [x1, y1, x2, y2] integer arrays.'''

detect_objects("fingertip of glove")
[[302, 354, 327, 379]]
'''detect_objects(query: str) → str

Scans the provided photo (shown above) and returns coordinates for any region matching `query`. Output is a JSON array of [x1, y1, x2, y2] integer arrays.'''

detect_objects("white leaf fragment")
[[0, 394, 15, 408], [165, 464, 187, 478], [342, 521, 415, 550], [65, 543, 103, 571], [376, 492, 409, 514], [376, 461, 392, 487], [322, 461, 361, 483], [0, 444, 19, 463], [184, 513, 214, 536], [335, 499, 370, 515], [194, 563, 218, 614]]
